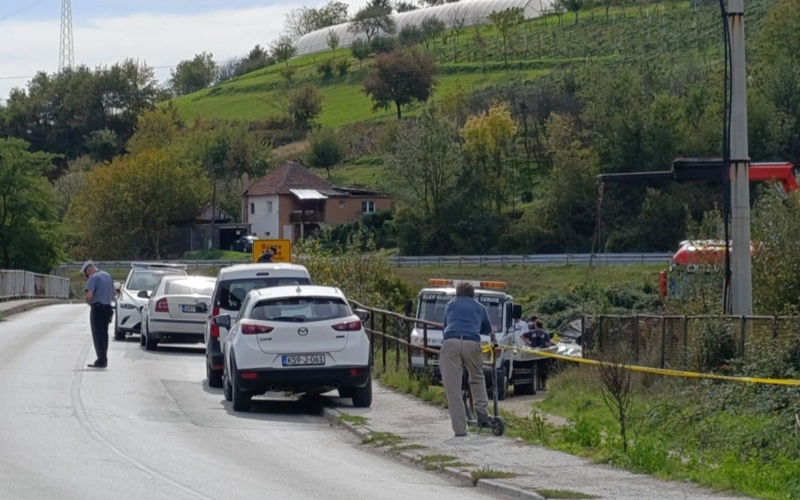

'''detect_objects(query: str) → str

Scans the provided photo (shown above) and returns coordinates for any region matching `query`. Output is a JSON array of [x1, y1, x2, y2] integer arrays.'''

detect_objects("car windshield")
[[249, 297, 351, 323], [127, 269, 185, 292], [165, 278, 215, 296], [218, 277, 312, 311], [417, 293, 504, 333]]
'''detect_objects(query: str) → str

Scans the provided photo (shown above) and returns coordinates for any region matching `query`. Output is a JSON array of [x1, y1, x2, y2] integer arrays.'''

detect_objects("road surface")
[[0, 304, 496, 500]]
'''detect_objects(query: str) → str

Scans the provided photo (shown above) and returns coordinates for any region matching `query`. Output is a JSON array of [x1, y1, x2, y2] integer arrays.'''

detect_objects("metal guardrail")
[[0, 270, 70, 301], [54, 253, 672, 273]]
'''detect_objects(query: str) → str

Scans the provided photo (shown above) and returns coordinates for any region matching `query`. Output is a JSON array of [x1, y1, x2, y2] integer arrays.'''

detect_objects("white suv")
[[114, 263, 187, 341], [215, 285, 372, 412], [204, 264, 312, 388]]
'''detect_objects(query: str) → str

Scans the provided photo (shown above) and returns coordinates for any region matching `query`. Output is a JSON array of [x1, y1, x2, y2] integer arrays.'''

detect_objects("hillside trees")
[[170, 53, 217, 96], [488, 8, 524, 69], [349, 2, 396, 42], [271, 36, 298, 67], [0, 139, 64, 272], [284, 1, 349, 39], [327, 30, 340, 57], [68, 149, 208, 259], [363, 48, 437, 119]]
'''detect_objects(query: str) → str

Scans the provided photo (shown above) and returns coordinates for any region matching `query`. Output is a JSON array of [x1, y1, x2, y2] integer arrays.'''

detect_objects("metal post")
[[660, 316, 667, 369], [728, 0, 753, 315], [633, 314, 640, 363], [407, 320, 413, 373], [423, 323, 429, 368], [381, 313, 387, 372], [682, 316, 689, 370], [739, 315, 747, 359], [369, 311, 375, 366]]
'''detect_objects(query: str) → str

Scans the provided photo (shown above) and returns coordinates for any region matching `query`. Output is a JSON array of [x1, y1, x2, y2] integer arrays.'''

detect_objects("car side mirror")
[[505, 302, 514, 328], [214, 314, 231, 329], [404, 299, 413, 317], [137, 290, 149, 299], [114, 281, 121, 292], [354, 309, 370, 323], [512, 304, 522, 321]]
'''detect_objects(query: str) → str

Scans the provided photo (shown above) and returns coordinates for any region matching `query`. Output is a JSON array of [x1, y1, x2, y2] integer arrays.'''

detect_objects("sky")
[[0, 0, 367, 100]]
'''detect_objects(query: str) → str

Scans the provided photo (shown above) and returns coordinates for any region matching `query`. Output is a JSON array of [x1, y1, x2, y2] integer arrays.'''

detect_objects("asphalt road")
[[0, 304, 496, 500]]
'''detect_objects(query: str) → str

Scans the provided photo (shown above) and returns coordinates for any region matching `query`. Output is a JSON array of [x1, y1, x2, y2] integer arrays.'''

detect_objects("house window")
[[339, 201, 345, 209], [267, 201, 273, 213], [361, 201, 375, 214], [249, 203, 254, 215]]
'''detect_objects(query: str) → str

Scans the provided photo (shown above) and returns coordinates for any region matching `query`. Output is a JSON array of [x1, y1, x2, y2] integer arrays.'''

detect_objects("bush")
[[317, 59, 334, 79], [306, 128, 344, 175], [289, 84, 323, 129], [351, 39, 371, 66], [399, 25, 424, 46], [336, 58, 351, 76], [371, 35, 396, 54], [278, 66, 296, 83], [693, 319, 736, 372]]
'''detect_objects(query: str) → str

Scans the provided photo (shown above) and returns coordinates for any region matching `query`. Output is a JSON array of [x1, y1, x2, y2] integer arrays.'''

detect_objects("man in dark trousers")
[[522, 320, 553, 390], [82, 261, 114, 368], [440, 282, 494, 437], [257, 246, 277, 263]]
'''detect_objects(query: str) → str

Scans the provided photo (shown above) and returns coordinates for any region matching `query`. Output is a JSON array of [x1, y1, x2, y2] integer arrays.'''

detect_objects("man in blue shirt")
[[440, 282, 493, 437], [82, 261, 114, 368]]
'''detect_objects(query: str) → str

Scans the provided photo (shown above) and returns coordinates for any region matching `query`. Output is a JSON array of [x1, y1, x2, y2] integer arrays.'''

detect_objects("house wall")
[[325, 196, 392, 225], [247, 194, 280, 238]]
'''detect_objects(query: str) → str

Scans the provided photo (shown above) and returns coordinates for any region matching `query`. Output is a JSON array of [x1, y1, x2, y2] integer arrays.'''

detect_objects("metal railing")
[[583, 314, 800, 372], [350, 299, 440, 373], [0, 270, 70, 301], [54, 253, 672, 274]]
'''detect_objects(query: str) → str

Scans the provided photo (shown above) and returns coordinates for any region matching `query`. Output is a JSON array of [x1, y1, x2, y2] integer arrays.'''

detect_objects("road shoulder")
[[0, 299, 67, 319]]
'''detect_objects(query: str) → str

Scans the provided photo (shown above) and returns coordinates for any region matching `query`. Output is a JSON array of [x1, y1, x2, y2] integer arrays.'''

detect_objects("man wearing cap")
[[82, 261, 114, 368]]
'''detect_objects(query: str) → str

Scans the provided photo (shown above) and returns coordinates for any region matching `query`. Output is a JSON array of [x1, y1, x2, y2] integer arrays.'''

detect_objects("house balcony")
[[289, 210, 325, 223]]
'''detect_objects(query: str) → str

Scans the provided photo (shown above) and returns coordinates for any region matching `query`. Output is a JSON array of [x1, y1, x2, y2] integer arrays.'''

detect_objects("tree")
[[0, 139, 63, 272], [283, 1, 349, 39], [237, 45, 272, 76], [488, 7, 524, 69], [68, 149, 208, 259], [127, 104, 182, 155], [396, 1, 418, 12], [421, 16, 445, 50], [560, 0, 586, 24], [399, 25, 425, 46], [348, 4, 396, 43], [447, 6, 468, 61], [371, 35, 397, 54], [306, 128, 344, 177], [170, 53, 217, 96], [271, 36, 297, 67], [289, 85, 324, 129], [327, 30, 340, 57], [351, 39, 372, 68], [363, 48, 438, 119], [84, 129, 121, 162]]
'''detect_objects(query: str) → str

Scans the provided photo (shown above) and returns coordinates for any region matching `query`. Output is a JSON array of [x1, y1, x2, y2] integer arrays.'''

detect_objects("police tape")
[[487, 343, 800, 387]]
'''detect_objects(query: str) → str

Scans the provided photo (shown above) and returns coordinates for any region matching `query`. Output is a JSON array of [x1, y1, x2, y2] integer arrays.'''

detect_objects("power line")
[[0, 0, 48, 22]]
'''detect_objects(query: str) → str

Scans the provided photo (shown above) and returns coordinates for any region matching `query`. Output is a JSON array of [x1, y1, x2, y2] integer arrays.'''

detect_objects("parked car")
[[204, 263, 312, 388], [215, 285, 372, 411], [231, 235, 258, 253], [140, 276, 216, 351], [114, 263, 187, 341]]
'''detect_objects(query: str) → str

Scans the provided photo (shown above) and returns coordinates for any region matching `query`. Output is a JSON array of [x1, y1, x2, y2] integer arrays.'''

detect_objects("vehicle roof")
[[217, 263, 310, 279], [160, 275, 216, 282], [418, 287, 509, 298], [131, 262, 187, 269], [246, 285, 345, 301]]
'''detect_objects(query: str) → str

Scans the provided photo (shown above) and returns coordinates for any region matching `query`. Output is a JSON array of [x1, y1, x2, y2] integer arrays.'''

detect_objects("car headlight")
[[120, 302, 136, 309]]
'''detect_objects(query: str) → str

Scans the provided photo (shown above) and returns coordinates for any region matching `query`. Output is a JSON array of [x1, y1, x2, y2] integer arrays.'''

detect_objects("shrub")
[[399, 25, 424, 46], [278, 66, 296, 83], [306, 128, 344, 176], [371, 35, 396, 54], [693, 319, 736, 372], [351, 39, 371, 67], [336, 58, 351, 76], [289, 84, 323, 129], [317, 59, 334, 79]]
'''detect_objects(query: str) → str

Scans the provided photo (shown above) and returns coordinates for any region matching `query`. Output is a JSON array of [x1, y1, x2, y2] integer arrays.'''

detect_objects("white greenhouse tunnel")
[[294, 0, 551, 56]]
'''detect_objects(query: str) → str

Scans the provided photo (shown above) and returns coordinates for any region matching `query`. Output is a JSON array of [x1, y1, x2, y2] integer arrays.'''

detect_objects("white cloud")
[[0, 1, 367, 100]]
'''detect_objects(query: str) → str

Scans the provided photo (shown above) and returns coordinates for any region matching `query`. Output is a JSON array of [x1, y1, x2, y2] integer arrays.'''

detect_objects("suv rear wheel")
[[351, 376, 372, 408]]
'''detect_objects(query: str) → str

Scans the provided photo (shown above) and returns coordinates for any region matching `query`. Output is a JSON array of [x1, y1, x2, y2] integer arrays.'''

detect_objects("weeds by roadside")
[[534, 489, 599, 499], [469, 468, 518, 487], [362, 431, 405, 447], [336, 414, 368, 426]]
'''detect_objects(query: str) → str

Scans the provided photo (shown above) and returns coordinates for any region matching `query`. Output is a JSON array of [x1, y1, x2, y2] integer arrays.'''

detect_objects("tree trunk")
[[574, 11, 579, 24], [395, 102, 402, 120]]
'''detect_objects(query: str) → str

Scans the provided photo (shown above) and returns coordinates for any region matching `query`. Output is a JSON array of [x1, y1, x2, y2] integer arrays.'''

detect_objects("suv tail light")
[[332, 320, 362, 332], [155, 298, 169, 313], [211, 305, 220, 338], [242, 322, 274, 335]]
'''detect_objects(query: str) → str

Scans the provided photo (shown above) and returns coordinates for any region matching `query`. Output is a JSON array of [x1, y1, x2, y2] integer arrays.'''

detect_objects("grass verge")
[[535, 489, 599, 499], [336, 414, 368, 426], [469, 468, 518, 486], [362, 431, 405, 447]]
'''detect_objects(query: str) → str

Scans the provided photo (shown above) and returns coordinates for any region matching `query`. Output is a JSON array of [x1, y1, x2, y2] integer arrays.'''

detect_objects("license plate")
[[181, 305, 197, 313], [282, 354, 325, 366]]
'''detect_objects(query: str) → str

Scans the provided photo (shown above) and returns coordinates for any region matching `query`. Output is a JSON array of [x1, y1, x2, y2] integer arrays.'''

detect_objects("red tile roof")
[[244, 161, 341, 197]]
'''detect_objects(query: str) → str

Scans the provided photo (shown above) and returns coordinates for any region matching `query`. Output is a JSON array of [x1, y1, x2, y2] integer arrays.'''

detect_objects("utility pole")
[[728, 0, 752, 315], [59, 0, 74, 72]]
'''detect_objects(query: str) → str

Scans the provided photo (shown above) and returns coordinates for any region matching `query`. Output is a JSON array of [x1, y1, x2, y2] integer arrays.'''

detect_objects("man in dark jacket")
[[257, 246, 277, 263]]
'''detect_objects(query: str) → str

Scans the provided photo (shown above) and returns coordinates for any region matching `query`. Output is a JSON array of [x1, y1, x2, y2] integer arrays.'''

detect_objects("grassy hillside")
[[170, 0, 773, 128]]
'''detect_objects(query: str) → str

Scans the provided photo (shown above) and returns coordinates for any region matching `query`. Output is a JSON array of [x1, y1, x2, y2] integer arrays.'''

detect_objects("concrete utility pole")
[[728, 0, 752, 315]]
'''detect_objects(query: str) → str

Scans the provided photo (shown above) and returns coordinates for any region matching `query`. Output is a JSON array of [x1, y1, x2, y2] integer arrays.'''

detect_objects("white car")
[[114, 263, 187, 341], [203, 263, 312, 388], [140, 275, 216, 351], [215, 285, 372, 412]]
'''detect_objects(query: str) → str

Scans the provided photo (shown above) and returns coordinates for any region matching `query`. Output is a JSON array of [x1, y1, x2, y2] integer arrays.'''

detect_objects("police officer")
[[82, 261, 114, 368]]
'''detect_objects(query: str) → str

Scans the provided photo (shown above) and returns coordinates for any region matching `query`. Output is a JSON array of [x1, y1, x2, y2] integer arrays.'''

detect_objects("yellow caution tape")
[[493, 344, 800, 387]]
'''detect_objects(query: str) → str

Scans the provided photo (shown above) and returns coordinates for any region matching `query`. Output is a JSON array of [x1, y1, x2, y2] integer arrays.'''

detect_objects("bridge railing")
[[0, 270, 70, 301]]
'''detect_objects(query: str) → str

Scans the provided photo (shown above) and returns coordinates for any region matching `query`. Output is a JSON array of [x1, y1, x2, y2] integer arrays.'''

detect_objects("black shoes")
[[87, 360, 107, 368]]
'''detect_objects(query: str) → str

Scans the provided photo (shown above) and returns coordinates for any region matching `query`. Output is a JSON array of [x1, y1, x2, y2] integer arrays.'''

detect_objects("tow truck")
[[406, 279, 556, 398]]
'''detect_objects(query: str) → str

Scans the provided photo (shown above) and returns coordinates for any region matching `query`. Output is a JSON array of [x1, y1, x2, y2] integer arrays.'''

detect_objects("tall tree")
[[283, 1, 349, 39], [326, 30, 340, 57], [270, 36, 297, 67], [0, 139, 63, 272], [363, 48, 437, 119], [395, 1, 418, 12], [127, 104, 183, 155], [488, 7, 524, 69], [348, 3, 396, 43], [420, 16, 445, 50], [560, 0, 586, 24], [447, 6, 468, 61], [170, 52, 217, 96]]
